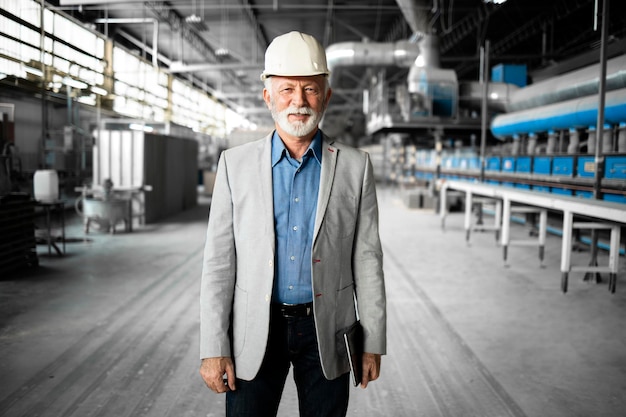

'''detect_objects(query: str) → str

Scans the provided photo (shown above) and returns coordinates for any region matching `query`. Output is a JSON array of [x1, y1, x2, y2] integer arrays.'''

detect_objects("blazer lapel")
[[313, 136, 337, 241], [259, 133, 275, 238]]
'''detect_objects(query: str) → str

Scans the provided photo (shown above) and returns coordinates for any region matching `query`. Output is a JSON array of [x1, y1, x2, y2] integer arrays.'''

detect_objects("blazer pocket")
[[335, 283, 357, 329], [232, 285, 248, 358], [325, 195, 357, 238]]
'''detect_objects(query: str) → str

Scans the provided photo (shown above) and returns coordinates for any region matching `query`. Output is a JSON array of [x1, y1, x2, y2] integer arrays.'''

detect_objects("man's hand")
[[360, 352, 381, 389], [200, 357, 236, 393]]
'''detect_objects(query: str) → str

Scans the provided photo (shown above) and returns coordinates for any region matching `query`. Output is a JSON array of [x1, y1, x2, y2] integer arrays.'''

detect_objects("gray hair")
[[263, 76, 330, 99]]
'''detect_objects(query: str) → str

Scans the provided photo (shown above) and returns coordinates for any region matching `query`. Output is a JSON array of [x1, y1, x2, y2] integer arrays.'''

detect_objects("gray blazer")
[[200, 132, 386, 381]]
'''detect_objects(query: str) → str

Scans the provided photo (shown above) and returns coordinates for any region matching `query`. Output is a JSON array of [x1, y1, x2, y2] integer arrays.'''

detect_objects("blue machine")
[[486, 156, 501, 184], [515, 156, 532, 189], [532, 156, 551, 192], [605, 155, 626, 179], [533, 156, 551, 174], [502, 156, 516, 187], [577, 156, 596, 178], [604, 193, 626, 204], [551, 156, 574, 195]]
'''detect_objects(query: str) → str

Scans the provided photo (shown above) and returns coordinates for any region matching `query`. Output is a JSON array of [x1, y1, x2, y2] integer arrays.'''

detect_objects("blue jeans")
[[226, 311, 350, 417]]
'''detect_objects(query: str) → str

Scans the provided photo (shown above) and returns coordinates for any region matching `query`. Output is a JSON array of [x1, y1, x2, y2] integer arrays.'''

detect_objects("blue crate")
[[486, 156, 501, 171], [515, 183, 531, 189], [552, 156, 574, 176], [605, 156, 626, 179], [603, 193, 626, 204], [516, 156, 532, 173], [533, 156, 551, 174], [533, 185, 550, 193], [551, 187, 573, 196], [577, 156, 596, 177], [575, 190, 593, 199], [502, 156, 516, 172]]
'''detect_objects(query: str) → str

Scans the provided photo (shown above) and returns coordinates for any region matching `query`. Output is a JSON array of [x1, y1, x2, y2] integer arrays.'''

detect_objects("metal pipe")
[[618, 122, 626, 152], [490, 88, 626, 138], [506, 54, 626, 112], [601, 125, 613, 153], [593, 0, 609, 201], [546, 130, 556, 154], [480, 40, 490, 183], [40, 0, 47, 168], [326, 40, 420, 87], [567, 128, 579, 154], [527, 132, 538, 155], [587, 126, 597, 154], [94, 18, 159, 66]]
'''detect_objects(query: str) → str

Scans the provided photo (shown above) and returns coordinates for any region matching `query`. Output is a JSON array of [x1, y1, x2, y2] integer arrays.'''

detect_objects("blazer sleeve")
[[353, 153, 387, 355], [199, 151, 236, 359]]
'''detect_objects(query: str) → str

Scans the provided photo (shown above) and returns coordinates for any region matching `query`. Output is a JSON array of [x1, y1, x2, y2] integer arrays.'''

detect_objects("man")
[[199, 31, 386, 417]]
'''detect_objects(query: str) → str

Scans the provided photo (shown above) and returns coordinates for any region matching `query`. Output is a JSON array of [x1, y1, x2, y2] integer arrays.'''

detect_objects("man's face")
[[263, 75, 331, 139]]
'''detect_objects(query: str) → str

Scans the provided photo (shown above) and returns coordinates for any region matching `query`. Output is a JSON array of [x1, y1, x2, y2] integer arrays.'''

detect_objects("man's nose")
[[291, 87, 307, 106]]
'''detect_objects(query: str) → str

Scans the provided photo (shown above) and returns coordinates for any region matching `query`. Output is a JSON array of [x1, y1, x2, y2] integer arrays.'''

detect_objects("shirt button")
[[290, 256, 295, 261], [269, 260, 273, 268], [294, 197, 299, 203], [293, 226, 298, 231], [289, 285, 294, 290]]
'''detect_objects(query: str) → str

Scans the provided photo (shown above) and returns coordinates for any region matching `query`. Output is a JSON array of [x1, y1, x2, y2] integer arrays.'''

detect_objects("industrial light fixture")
[[185, 14, 202, 23], [22, 63, 44, 77], [484, 0, 507, 4], [63, 77, 88, 89], [91, 86, 108, 96], [129, 123, 154, 133], [215, 48, 230, 57]]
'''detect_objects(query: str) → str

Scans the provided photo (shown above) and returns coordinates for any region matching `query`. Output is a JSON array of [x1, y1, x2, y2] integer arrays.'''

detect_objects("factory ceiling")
[[50, 0, 626, 139]]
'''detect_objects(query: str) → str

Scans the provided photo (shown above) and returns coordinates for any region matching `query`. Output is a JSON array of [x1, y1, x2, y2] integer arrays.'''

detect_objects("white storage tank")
[[33, 169, 59, 202]]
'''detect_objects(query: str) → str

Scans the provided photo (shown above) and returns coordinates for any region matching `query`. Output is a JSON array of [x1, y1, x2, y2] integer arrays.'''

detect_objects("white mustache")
[[286, 107, 313, 116]]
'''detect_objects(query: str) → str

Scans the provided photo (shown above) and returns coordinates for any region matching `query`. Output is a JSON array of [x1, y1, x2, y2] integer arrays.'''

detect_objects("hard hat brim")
[[260, 71, 330, 81]]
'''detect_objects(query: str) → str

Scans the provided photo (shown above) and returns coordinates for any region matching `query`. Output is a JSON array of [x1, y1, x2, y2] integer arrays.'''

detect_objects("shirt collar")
[[271, 130, 323, 167]]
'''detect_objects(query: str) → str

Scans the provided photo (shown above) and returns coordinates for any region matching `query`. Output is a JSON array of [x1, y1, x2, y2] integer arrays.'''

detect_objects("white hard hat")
[[260, 31, 330, 81]]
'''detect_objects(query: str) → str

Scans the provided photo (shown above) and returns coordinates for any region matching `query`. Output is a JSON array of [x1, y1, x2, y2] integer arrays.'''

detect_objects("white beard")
[[270, 101, 324, 138]]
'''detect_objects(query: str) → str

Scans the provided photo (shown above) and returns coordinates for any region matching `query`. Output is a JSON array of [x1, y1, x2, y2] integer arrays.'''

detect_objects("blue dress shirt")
[[271, 130, 322, 304]]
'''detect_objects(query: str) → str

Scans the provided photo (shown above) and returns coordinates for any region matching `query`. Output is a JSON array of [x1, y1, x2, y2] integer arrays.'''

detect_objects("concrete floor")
[[0, 186, 625, 417]]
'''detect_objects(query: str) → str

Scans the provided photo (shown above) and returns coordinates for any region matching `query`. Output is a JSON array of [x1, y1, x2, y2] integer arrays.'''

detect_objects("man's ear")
[[263, 88, 272, 110]]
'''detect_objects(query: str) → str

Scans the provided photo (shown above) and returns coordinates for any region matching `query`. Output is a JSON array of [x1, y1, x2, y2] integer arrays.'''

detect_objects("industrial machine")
[[345, 33, 626, 205]]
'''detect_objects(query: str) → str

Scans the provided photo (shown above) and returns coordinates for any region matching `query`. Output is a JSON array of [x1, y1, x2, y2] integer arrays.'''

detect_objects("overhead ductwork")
[[326, 40, 420, 87], [491, 87, 626, 138], [395, 0, 430, 36], [460, 82, 519, 113], [506, 54, 626, 112], [325, 0, 430, 87], [407, 35, 458, 117], [490, 53, 626, 139]]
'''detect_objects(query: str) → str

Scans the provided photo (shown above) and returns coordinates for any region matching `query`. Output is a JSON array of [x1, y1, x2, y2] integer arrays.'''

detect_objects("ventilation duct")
[[491, 87, 626, 138], [506, 54, 626, 112], [326, 40, 420, 87], [407, 35, 458, 117], [459, 82, 519, 113], [395, 0, 430, 35], [325, 0, 429, 88]]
